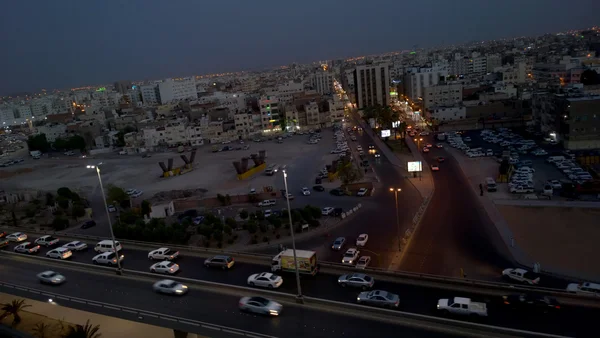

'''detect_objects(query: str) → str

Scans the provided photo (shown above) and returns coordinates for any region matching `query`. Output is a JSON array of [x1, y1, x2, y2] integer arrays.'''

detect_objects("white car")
[[37, 271, 66, 285], [7, 232, 27, 242], [263, 209, 272, 218], [356, 256, 371, 270], [356, 234, 369, 247], [62, 241, 88, 251], [247, 272, 283, 289], [422, 147, 430, 153], [35, 235, 59, 247], [14, 242, 40, 254], [321, 207, 334, 216], [125, 188, 136, 195], [153, 279, 188, 295], [150, 261, 180, 274], [546, 180, 562, 189], [148, 247, 180, 261], [356, 188, 368, 196], [46, 247, 72, 260], [92, 252, 124, 266], [342, 248, 360, 265], [131, 190, 143, 198], [301, 187, 311, 196], [108, 205, 117, 213]]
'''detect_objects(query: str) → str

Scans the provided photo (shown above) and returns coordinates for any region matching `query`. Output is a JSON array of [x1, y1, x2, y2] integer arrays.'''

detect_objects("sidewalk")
[[0, 292, 176, 338]]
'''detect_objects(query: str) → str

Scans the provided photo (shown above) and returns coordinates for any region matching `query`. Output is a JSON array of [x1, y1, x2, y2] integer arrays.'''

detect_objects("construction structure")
[[233, 150, 267, 180], [158, 150, 197, 178]]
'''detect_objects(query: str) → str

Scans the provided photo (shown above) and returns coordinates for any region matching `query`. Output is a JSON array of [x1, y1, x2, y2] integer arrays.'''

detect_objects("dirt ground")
[[0, 134, 325, 199], [497, 205, 600, 280]]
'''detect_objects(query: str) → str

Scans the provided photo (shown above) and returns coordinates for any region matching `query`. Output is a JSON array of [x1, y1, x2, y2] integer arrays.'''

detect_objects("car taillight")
[[555, 305, 560, 309], [503, 301, 510, 305]]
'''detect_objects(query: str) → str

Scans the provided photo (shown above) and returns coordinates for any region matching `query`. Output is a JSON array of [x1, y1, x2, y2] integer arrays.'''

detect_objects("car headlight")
[[269, 310, 279, 316]]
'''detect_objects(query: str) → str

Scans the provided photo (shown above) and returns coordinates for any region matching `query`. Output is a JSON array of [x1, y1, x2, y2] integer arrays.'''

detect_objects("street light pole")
[[389, 188, 402, 251], [88, 165, 123, 275], [282, 169, 303, 304]]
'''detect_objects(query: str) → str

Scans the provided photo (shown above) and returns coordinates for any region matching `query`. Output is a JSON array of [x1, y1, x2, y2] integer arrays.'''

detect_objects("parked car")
[[356, 188, 368, 196], [312, 185, 324, 192]]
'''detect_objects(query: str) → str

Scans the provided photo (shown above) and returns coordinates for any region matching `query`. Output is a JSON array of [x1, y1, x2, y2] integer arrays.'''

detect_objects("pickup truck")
[[34, 235, 59, 247], [437, 297, 488, 317], [510, 185, 534, 194], [148, 247, 180, 261], [502, 268, 540, 285]]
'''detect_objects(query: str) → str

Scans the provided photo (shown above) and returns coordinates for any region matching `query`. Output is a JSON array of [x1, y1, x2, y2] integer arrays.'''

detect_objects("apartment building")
[[403, 66, 447, 102], [423, 83, 463, 110], [265, 81, 304, 105], [141, 85, 160, 105], [234, 111, 262, 139], [353, 63, 391, 109], [258, 96, 280, 130], [427, 106, 467, 122], [157, 78, 197, 104], [37, 123, 67, 142], [310, 69, 334, 95], [486, 54, 502, 72]]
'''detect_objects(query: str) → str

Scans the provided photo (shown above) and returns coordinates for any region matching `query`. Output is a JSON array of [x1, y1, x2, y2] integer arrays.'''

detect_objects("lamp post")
[[282, 169, 303, 304], [87, 165, 123, 275], [389, 188, 402, 251]]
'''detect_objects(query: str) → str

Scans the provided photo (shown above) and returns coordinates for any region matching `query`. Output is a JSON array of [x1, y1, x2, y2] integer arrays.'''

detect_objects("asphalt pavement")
[[0, 238, 596, 336], [0, 257, 458, 338]]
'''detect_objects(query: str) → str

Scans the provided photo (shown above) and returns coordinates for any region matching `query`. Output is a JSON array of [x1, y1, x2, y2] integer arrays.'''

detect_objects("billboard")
[[381, 129, 391, 138], [407, 161, 422, 172]]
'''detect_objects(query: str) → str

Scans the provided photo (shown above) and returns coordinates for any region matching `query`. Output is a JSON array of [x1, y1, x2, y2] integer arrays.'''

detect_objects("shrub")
[[255, 210, 265, 221], [239, 210, 249, 220], [309, 219, 320, 227], [225, 217, 237, 230], [227, 238, 235, 244], [262, 236, 269, 243], [217, 242, 223, 248], [25, 208, 36, 218], [259, 223, 268, 233], [51, 217, 69, 231], [204, 241, 210, 248], [247, 220, 258, 234], [250, 238, 258, 244]]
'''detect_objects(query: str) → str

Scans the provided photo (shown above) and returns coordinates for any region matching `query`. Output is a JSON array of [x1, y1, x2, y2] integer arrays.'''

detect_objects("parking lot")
[[444, 128, 596, 199]]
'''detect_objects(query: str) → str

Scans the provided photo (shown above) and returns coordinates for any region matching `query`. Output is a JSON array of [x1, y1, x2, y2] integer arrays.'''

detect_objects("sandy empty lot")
[[498, 205, 600, 280], [0, 133, 337, 199]]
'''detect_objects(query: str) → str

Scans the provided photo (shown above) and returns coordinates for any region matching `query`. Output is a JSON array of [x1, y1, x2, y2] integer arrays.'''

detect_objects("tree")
[[141, 200, 151, 217], [580, 69, 600, 85], [0, 299, 31, 327], [106, 185, 128, 205], [57, 187, 73, 199], [66, 135, 86, 151], [56, 196, 69, 209], [62, 320, 101, 338], [45, 192, 55, 206], [72, 204, 86, 219], [225, 217, 237, 229], [337, 160, 360, 185], [27, 134, 50, 152], [239, 210, 249, 220], [53, 137, 68, 151], [33, 322, 51, 338], [51, 216, 69, 230]]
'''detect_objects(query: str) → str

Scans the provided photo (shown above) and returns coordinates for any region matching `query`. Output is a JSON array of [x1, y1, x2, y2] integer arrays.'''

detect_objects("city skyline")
[[1, 0, 599, 95]]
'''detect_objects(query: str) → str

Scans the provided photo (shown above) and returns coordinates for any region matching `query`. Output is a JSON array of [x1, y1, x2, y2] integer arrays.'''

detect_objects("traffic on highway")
[[0, 232, 598, 337]]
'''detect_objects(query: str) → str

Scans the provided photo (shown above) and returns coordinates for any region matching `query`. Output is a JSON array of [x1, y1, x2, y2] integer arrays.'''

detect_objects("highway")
[[291, 118, 423, 268], [0, 240, 596, 336], [0, 257, 455, 338], [399, 135, 513, 280]]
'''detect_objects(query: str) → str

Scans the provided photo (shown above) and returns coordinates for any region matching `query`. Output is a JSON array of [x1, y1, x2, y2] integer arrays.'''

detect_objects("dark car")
[[204, 255, 235, 270], [313, 185, 325, 192], [81, 220, 96, 229], [333, 208, 344, 217], [141, 153, 151, 158], [315, 178, 322, 184], [330, 188, 345, 196], [501, 294, 561, 313]]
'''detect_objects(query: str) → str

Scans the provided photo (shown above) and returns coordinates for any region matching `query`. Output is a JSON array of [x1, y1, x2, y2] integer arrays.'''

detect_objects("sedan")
[[37, 271, 66, 285], [331, 237, 346, 250], [7, 232, 27, 242], [239, 296, 282, 316], [301, 187, 311, 196], [435, 144, 443, 148], [357, 290, 400, 308], [62, 241, 88, 251], [431, 165, 439, 171], [356, 188, 368, 196], [423, 147, 430, 153], [501, 294, 561, 314], [153, 279, 188, 295], [426, 143, 433, 148], [108, 205, 117, 213], [150, 261, 180, 274], [338, 273, 374, 290], [247, 272, 283, 289], [46, 248, 72, 260], [342, 248, 360, 265], [313, 185, 325, 192], [322, 207, 334, 216], [356, 234, 369, 247], [356, 256, 371, 270]]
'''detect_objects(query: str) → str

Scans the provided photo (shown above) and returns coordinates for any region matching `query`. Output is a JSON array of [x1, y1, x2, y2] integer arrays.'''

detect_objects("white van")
[[566, 282, 600, 296], [546, 156, 565, 163], [94, 240, 123, 253]]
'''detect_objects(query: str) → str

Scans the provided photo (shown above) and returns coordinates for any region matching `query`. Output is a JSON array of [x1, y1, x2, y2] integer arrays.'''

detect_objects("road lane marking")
[[71, 299, 86, 304], [87, 303, 102, 307], [122, 309, 137, 314], [104, 305, 120, 310], [180, 321, 200, 326], [222, 329, 244, 335], [201, 325, 220, 331], [142, 313, 158, 318], [56, 296, 68, 300], [15, 287, 27, 291], [160, 316, 177, 322]]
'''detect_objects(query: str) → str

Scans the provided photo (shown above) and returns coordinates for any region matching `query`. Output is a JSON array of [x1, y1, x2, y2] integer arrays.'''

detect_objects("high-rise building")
[[310, 68, 334, 95], [113, 80, 133, 94], [158, 78, 197, 104], [353, 63, 390, 109], [403, 66, 448, 101], [141, 85, 160, 105], [258, 96, 280, 130]]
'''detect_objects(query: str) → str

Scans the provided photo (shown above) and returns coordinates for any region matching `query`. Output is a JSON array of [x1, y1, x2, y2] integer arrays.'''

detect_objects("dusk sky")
[[1, 0, 598, 95]]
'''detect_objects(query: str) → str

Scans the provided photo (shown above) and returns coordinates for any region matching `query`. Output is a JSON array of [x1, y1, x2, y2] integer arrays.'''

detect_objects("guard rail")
[[0, 252, 570, 338], [5, 226, 600, 305]]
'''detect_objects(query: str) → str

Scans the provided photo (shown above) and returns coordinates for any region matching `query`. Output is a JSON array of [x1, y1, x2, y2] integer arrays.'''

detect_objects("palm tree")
[[33, 322, 51, 338], [0, 299, 31, 327], [62, 320, 101, 338]]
